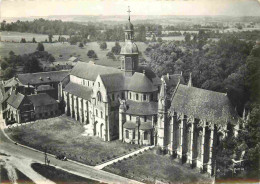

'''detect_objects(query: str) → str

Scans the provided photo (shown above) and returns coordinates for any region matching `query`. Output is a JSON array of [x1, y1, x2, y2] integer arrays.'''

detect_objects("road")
[[0, 117, 142, 184]]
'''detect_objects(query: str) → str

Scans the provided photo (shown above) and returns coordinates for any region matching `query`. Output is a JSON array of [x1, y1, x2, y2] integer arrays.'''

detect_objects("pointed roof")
[[170, 84, 239, 124], [70, 62, 122, 81], [7, 91, 25, 109]]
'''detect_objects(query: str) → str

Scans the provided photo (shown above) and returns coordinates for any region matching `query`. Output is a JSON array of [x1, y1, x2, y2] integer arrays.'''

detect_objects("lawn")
[[104, 149, 212, 184], [5, 116, 141, 166], [31, 163, 101, 184]]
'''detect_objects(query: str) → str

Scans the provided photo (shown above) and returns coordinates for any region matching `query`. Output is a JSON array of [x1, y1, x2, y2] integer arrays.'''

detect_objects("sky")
[[0, 0, 260, 18]]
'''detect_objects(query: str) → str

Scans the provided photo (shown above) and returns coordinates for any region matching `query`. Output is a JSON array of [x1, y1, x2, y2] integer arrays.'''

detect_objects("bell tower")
[[120, 6, 139, 77]]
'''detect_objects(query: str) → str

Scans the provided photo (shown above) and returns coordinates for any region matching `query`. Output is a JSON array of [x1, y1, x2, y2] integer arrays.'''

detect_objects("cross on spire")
[[127, 6, 131, 22]]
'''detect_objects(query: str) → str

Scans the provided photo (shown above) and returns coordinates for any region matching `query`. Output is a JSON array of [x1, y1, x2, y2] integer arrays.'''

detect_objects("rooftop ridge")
[[179, 84, 227, 96]]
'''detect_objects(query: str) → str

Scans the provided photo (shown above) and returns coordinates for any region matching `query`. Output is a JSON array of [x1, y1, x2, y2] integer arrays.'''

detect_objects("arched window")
[[97, 91, 102, 102], [126, 130, 129, 139]]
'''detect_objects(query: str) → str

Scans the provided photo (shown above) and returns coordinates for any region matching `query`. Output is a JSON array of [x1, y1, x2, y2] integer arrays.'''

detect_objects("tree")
[[100, 42, 107, 50], [3, 67, 15, 79], [23, 56, 42, 73], [185, 33, 191, 42], [48, 55, 55, 63], [36, 43, 45, 51], [48, 34, 53, 43], [9, 51, 15, 56], [111, 42, 121, 55], [79, 42, 84, 48], [87, 50, 97, 58], [32, 37, 36, 43], [1, 61, 8, 70], [20, 38, 26, 43]]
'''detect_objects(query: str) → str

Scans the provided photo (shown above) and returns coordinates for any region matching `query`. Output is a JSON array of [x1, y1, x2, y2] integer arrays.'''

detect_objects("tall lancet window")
[[197, 130, 203, 161], [187, 127, 192, 153]]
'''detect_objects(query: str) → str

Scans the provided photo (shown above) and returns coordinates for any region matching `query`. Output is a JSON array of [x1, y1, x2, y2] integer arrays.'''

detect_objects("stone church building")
[[60, 12, 239, 175]]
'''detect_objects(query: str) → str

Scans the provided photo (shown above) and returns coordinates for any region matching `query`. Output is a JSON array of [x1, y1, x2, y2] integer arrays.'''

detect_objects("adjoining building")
[[4, 88, 59, 124]]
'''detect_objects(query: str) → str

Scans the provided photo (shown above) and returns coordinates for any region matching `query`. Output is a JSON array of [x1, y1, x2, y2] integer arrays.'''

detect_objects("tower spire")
[[127, 6, 131, 22]]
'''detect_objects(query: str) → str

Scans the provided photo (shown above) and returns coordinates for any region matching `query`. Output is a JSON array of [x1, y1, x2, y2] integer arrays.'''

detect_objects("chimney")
[[167, 73, 170, 79], [180, 71, 183, 76]]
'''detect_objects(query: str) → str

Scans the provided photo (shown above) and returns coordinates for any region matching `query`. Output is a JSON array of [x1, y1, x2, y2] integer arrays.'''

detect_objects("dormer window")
[[47, 77, 51, 80], [39, 77, 42, 81]]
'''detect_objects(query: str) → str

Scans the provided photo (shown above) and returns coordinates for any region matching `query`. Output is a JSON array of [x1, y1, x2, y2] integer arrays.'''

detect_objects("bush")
[[36, 43, 44, 51], [78, 42, 84, 48], [100, 42, 107, 50], [20, 38, 26, 43]]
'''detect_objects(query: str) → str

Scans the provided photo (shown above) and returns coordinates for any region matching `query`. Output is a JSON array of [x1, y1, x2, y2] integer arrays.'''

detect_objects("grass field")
[[5, 116, 140, 166], [104, 149, 212, 184], [0, 31, 69, 43], [0, 40, 149, 68], [31, 163, 100, 184]]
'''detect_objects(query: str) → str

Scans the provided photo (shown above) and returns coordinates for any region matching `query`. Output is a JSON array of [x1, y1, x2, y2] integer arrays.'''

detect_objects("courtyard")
[[5, 116, 141, 166], [104, 149, 212, 184]]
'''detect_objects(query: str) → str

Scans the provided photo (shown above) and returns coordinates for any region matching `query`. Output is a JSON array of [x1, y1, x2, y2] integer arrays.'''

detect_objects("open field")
[[31, 163, 100, 184], [5, 116, 140, 166], [104, 149, 212, 184], [0, 31, 69, 42], [0, 39, 149, 68]]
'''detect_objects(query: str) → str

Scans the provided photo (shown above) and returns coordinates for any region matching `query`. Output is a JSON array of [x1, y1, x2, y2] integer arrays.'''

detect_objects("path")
[[94, 145, 155, 170], [0, 115, 143, 184], [1, 152, 55, 184]]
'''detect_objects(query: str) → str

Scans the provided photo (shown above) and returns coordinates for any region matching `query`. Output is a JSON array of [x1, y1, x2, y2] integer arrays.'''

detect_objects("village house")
[[3, 88, 59, 124]]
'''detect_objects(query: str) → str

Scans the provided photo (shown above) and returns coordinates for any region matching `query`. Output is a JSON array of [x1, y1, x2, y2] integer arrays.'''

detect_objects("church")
[[60, 11, 240, 175], [0, 9, 241, 176]]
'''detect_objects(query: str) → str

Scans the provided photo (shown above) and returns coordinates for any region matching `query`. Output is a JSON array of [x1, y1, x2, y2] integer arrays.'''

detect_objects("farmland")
[[0, 32, 150, 68]]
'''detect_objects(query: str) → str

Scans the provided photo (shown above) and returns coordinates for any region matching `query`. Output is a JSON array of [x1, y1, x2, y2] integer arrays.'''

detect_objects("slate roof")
[[127, 72, 157, 93], [64, 82, 92, 100], [125, 100, 158, 115], [1, 88, 12, 103], [100, 73, 125, 92], [37, 85, 54, 91], [17, 71, 69, 85], [139, 122, 153, 130], [27, 93, 58, 107], [7, 92, 25, 109], [170, 84, 239, 124], [4, 77, 25, 88], [137, 66, 161, 86], [70, 62, 122, 81], [123, 121, 137, 129]]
